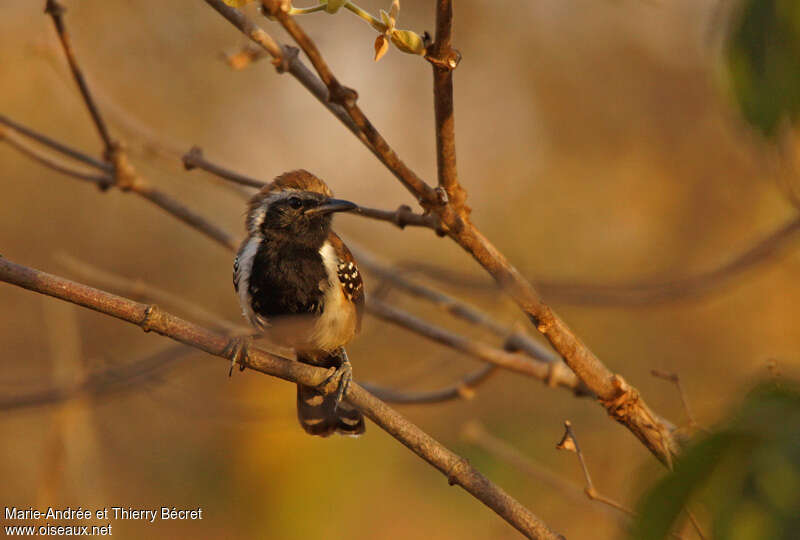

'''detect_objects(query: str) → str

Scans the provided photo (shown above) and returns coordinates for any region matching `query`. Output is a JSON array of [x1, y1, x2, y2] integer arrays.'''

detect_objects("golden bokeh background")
[[1, 1, 798, 538]]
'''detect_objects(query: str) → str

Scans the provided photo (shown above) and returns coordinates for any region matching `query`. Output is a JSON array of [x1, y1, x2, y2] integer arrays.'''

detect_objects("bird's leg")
[[224, 336, 251, 376], [318, 347, 352, 411]]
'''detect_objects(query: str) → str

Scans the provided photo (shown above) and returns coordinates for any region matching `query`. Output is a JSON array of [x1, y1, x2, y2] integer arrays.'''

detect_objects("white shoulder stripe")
[[236, 235, 266, 329]]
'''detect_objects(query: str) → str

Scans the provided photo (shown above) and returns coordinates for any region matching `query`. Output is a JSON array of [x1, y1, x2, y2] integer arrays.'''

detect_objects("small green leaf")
[[631, 382, 800, 540], [390, 29, 425, 55], [724, 0, 800, 136]]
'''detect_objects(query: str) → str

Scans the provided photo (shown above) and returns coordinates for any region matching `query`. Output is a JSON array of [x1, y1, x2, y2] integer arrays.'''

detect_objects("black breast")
[[248, 239, 328, 317]]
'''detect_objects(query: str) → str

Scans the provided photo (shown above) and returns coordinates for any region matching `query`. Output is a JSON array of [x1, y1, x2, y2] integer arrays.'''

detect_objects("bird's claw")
[[318, 349, 352, 411], [225, 336, 250, 377]]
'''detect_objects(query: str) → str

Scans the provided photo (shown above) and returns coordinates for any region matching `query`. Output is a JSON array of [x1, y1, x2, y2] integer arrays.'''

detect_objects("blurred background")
[[1, 0, 799, 538]]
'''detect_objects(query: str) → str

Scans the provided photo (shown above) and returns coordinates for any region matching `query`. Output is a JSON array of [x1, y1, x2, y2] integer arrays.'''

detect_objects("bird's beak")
[[304, 198, 357, 216]]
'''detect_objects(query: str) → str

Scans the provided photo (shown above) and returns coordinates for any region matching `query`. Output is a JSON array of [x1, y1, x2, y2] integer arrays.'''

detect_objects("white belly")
[[309, 242, 358, 352]]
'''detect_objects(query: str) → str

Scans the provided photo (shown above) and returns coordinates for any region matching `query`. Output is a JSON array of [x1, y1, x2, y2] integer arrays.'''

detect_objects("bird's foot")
[[224, 336, 250, 377], [318, 348, 352, 411]]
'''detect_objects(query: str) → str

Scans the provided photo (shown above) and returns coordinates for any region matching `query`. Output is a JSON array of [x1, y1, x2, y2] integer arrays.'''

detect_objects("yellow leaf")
[[374, 35, 389, 62], [379, 9, 392, 28], [222, 0, 254, 6]]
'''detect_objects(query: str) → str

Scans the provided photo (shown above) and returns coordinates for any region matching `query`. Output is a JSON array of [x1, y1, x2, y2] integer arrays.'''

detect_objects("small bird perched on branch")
[[233, 170, 365, 436]]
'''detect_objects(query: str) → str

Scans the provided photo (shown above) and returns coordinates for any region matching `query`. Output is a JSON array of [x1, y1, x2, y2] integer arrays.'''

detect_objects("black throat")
[[248, 235, 329, 317]]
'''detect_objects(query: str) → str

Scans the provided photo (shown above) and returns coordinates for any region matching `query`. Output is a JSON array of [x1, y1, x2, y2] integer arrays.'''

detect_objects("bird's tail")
[[296, 353, 364, 437]]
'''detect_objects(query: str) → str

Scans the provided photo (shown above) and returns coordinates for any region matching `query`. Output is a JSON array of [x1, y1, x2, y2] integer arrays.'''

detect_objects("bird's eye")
[[288, 197, 303, 209]]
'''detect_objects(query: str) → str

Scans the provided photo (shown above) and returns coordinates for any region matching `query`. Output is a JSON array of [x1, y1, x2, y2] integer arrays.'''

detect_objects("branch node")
[[598, 375, 639, 423], [260, 0, 290, 17], [555, 420, 578, 452], [422, 31, 433, 49], [446, 456, 470, 486], [392, 204, 414, 229], [502, 332, 522, 353], [546, 362, 560, 388], [536, 319, 550, 334], [328, 83, 358, 108], [456, 382, 476, 400], [272, 44, 299, 74], [107, 143, 137, 192], [425, 48, 462, 71], [434, 186, 449, 205], [182, 145, 203, 171], [44, 0, 65, 17], [140, 304, 162, 333]]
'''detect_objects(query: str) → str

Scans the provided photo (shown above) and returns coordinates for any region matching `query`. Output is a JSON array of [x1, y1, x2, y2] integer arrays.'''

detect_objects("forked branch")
[[211, 0, 679, 464]]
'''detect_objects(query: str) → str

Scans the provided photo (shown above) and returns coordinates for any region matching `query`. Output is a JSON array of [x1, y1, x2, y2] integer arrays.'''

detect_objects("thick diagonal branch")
[[0, 256, 562, 540]]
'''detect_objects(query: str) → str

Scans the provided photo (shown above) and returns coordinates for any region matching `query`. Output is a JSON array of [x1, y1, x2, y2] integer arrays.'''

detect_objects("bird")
[[232, 170, 365, 436]]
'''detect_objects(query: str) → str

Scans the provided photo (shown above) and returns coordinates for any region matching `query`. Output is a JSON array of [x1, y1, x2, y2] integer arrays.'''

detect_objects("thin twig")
[[362, 364, 497, 404], [129, 181, 238, 250], [368, 297, 585, 395], [351, 246, 560, 364], [462, 421, 625, 520], [181, 145, 442, 231], [469, 421, 691, 538], [0, 344, 190, 412], [0, 256, 562, 540], [651, 370, 704, 431], [399, 214, 800, 306], [556, 421, 636, 516], [45, 0, 114, 153], [0, 114, 111, 172], [352, 205, 442, 232], [55, 253, 242, 333], [537, 215, 800, 305], [182, 146, 265, 188], [1, 127, 112, 185], [1, 117, 237, 251]]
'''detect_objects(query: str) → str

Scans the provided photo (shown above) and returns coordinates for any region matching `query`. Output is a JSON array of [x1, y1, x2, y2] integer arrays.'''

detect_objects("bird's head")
[[246, 170, 356, 248]]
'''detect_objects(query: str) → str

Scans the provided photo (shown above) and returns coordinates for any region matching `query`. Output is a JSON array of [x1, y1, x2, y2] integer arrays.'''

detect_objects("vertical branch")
[[427, 0, 468, 214], [45, 0, 115, 154]]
